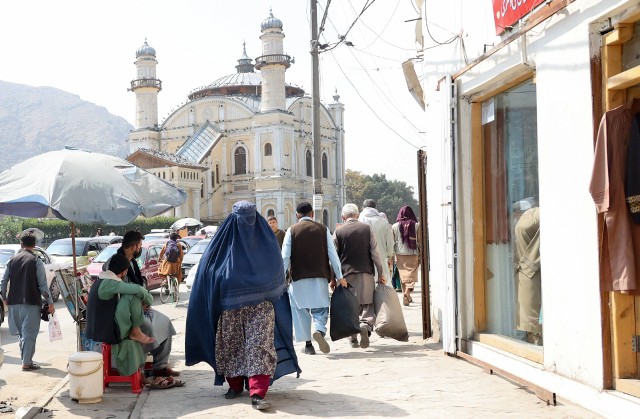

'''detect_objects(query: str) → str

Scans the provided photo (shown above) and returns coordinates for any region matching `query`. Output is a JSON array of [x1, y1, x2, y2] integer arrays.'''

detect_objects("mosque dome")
[[261, 10, 283, 31], [136, 39, 156, 58]]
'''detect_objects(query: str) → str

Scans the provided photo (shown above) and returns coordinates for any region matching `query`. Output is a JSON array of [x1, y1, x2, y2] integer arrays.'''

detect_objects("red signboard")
[[493, 0, 546, 35]]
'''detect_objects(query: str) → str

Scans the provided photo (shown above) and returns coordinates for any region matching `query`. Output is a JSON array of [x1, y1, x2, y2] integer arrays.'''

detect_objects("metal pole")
[[311, 0, 323, 221], [417, 149, 432, 339], [70, 222, 82, 351]]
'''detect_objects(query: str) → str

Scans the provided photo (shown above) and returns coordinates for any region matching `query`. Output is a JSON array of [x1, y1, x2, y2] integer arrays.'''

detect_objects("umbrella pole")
[[70, 222, 81, 351]]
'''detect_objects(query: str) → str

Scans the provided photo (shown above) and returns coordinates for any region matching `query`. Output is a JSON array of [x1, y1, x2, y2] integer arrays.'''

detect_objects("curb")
[[16, 374, 70, 419], [130, 387, 149, 419]]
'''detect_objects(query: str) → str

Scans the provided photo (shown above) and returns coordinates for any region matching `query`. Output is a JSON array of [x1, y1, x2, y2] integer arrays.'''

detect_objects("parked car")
[[181, 239, 210, 278], [144, 229, 172, 241], [85, 242, 165, 291], [46, 236, 122, 267], [185, 261, 199, 291], [0, 244, 68, 304], [180, 235, 205, 248]]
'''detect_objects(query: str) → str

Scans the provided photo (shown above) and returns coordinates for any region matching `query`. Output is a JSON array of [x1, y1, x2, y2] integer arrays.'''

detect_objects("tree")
[[345, 170, 418, 222]]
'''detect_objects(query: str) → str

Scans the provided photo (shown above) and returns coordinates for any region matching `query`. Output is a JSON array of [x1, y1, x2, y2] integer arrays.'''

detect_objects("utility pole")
[[311, 0, 323, 222]]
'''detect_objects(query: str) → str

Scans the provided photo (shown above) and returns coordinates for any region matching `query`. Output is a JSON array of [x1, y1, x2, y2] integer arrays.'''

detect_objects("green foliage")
[[345, 169, 419, 222], [0, 216, 179, 246]]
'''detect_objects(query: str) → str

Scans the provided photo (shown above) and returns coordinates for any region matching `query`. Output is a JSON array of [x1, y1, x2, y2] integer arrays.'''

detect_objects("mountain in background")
[[0, 80, 132, 172]]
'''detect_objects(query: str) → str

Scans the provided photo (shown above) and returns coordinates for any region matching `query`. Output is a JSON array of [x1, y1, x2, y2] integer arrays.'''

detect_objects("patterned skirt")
[[215, 300, 276, 378]]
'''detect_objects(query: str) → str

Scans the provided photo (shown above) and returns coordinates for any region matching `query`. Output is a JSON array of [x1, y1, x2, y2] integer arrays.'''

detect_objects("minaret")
[[328, 90, 346, 210], [127, 39, 162, 153], [235, 41, 255, 73], [256, 9, 293, 112]]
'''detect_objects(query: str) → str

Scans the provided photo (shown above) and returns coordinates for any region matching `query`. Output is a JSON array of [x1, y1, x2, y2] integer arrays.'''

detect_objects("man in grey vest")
[[1, 234, 54, 371], [282, 202, 344, 355], [334, 203, 386, 349]]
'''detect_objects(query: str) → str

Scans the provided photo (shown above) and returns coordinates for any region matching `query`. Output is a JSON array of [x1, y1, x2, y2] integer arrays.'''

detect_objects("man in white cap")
[[334, 203, 386, 348]]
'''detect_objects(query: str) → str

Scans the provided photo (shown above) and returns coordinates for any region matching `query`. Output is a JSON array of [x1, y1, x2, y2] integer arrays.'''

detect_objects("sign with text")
[[493, 0, 545, 35], [313, 194, 323, 210]]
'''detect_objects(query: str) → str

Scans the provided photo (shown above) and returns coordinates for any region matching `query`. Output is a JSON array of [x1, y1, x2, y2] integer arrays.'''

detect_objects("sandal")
[[146, 376, 185, 390], [153, 366, 180, 377], [22, 363, 41, 371], [403, 295, 410, 306]]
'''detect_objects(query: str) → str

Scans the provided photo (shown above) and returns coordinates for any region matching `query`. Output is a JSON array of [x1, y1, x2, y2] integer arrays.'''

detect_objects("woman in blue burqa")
[[185, 201, 301, 411]]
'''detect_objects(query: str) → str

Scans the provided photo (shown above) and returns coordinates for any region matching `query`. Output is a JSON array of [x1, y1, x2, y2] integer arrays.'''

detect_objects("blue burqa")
[[185, 201, 301, 385]]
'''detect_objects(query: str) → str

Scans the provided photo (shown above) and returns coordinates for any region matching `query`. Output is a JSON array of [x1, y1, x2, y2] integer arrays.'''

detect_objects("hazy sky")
[[0, 0, 427, 192]]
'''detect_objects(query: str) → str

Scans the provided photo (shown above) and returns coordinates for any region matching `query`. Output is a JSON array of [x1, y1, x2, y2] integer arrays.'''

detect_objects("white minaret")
[[130, 39, 161, 130], [256, 10, 293, 112]]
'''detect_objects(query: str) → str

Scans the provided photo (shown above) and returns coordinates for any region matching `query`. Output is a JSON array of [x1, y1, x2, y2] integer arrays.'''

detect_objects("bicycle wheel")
[[171, 276, 179, 305], [159, 278, 171, 304]]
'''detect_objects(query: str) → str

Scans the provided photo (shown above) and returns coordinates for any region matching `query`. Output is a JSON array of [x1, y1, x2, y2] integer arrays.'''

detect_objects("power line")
[[328, 49, 420, 150], [319, 0, 377, 53], [347, 46, 423, 134], [361, 0, 401, 50]]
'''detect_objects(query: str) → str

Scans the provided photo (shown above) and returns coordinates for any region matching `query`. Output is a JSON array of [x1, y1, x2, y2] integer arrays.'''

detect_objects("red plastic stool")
[[102, 343, 143, 394]]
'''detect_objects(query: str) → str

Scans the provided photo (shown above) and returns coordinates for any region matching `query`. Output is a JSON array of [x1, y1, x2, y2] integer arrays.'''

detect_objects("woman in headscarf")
[[185, 201, 300, 411], [392, 205, 420, 306]]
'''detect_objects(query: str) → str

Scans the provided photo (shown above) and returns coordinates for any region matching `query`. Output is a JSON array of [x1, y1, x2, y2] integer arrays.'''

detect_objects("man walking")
[[359, 199, 395, 288], [267, 215, 286, 249], [282, 202, 344, 355], [1, 234, 55, 371], [334, 204, 385, 349]]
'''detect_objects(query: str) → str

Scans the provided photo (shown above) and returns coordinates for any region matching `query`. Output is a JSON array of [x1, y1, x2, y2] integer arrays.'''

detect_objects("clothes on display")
[[590, 103, 640, 293], [514, 207, 542, 337]]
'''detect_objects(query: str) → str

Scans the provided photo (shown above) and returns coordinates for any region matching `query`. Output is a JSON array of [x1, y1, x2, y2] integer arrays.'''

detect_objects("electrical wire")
[[328, 49, 420, 150], [319, 0, 377, 53], [319, 0, 332, 36], [360, 0, 401, 50], [347, 47, 423, 134]]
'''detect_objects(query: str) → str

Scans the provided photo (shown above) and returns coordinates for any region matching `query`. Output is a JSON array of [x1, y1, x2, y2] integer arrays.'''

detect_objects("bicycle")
[[159, 274, 179, 305]]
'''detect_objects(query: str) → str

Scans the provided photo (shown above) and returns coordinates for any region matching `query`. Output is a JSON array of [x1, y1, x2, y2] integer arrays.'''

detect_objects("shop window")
[[234, 147, 247, 175], [322, 153, 328, 179], [264, 143, 272, 156], [480, 79, 542, 347], [306, 150, 312, 177]]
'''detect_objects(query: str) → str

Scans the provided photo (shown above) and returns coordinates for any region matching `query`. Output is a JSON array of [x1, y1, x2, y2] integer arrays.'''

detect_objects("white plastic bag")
[[48, 313, 63, 342], [373, 284, 409, 341]]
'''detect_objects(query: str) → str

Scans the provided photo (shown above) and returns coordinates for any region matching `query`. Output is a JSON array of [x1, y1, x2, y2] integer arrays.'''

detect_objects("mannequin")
[[513, 204, 542, 344]]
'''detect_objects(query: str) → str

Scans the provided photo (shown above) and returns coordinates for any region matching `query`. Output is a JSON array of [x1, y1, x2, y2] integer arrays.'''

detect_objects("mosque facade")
[[126, 11, 346, 229]]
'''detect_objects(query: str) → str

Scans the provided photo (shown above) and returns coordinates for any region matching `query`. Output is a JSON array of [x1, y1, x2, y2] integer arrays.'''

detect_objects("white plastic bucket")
[[68, 351, 103, 404]]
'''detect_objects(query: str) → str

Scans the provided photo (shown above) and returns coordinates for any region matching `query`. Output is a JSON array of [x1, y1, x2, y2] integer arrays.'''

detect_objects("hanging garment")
[[590, 105, 640, 293], [625, 115, 640, 223]]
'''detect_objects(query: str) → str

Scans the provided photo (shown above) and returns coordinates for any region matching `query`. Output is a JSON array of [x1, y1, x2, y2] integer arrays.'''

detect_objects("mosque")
[[125, 10, 346, 229]]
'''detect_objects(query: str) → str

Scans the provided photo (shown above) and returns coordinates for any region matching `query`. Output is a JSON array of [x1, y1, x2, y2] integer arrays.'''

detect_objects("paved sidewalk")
[[27, 282, 601, 418]]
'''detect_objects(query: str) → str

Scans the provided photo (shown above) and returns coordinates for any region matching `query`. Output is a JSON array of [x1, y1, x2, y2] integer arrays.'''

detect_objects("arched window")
[[323, 209, 329, 227], [322, 153, 328, 179], [264, 143, 272, 156], [234, 147, 247, 175], [306, 150, 312, 177], [267, 209, 275, 217], [215, 164, 220, 184]]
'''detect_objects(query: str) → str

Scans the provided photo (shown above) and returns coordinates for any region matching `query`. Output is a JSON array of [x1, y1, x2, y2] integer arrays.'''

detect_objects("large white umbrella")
[[170, 217, 202, 230], [0, 148, 187, 349], [0, 148, 186, 225]]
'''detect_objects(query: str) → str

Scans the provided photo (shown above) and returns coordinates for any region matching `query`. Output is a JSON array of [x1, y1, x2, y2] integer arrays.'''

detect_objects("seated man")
[[86, 253, 154, 376], [106, 231, 180, 377]]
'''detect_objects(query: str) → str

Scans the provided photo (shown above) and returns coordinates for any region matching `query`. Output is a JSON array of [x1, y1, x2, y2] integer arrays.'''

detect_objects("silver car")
[[181, 239, 210, 278]]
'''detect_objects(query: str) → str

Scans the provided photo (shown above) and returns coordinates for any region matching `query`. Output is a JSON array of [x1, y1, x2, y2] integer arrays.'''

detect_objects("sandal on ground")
[[403, 295, 410, 306], [153, 366, 180, 377], [146, 376, 185, 390], [22, 363, 41, 371]]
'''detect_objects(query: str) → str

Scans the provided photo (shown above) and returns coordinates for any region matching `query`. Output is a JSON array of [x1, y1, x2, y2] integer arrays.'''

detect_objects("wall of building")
[[421, 0, 635, 391]]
